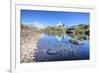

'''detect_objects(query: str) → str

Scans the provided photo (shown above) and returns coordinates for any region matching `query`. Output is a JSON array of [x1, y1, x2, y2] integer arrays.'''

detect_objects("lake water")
[[34, 33, 89, 62]]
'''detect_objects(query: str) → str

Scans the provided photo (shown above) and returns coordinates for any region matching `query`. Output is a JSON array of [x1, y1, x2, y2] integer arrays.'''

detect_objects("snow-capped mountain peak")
[[56, 21, 65, 27], [31, 21, 45, 29]]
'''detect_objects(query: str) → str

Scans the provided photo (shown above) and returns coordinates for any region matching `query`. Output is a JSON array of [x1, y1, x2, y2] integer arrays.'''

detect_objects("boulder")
[[47, 48, 58, 55], [69, 39, 83, 45]]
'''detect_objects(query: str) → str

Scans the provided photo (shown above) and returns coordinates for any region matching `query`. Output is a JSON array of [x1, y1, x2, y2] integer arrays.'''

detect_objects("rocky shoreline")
[[20, 29, 41, 63]]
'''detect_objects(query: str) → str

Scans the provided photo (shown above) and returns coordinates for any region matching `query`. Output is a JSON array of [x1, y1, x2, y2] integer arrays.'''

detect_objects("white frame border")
[[11, 3, 96, 73]]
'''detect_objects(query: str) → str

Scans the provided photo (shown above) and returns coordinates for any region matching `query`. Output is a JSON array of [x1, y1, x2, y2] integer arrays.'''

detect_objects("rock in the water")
[[69, 39, 82, 45], [47, 48, 60, 55]]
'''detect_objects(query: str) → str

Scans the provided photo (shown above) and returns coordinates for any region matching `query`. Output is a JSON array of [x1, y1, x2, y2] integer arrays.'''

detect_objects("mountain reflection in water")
[[34, 33, 89, 62]]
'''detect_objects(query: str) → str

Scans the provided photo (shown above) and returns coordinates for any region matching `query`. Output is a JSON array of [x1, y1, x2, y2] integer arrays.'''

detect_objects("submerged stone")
[[47, 48, 59, 55], [69, 39, 83, 45]]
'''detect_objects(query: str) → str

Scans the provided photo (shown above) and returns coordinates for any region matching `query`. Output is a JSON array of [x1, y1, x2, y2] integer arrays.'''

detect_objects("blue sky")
[[21, 9, 90, 27]]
